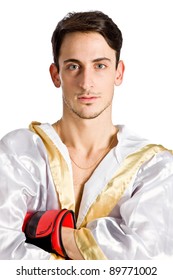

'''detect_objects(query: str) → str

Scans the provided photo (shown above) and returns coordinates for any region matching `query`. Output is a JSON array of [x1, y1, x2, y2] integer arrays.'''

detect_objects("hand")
[[22, 209, 76, 259]]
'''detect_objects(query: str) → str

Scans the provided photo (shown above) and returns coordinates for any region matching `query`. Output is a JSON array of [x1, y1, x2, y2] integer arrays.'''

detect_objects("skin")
[[49, 31, 125, 259]]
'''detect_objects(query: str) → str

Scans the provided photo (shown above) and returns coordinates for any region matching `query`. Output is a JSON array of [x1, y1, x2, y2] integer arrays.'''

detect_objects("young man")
[[0, 11, 173, 260]]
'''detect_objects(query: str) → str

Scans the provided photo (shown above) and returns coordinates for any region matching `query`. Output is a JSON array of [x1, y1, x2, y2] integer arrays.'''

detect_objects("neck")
[[53, 113, 118, 153]]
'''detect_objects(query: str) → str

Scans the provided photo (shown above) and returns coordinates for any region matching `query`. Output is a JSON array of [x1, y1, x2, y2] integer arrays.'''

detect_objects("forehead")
[[59, 32, 115, 61]]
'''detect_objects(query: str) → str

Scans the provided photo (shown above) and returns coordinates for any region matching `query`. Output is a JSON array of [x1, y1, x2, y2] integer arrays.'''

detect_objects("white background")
[[0, 0, 173, 148]]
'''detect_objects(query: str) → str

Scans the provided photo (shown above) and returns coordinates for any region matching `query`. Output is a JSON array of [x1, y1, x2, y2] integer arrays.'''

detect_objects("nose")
[[78, 67, 94, 91]]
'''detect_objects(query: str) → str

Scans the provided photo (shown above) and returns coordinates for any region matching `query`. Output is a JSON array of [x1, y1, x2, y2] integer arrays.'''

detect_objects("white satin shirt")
[[0, 124, 173, 259]]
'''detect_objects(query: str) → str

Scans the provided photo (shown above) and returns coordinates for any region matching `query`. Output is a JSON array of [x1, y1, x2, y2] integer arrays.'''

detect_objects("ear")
[[49, 63, 61, 88], [114, 60, 125, 86]]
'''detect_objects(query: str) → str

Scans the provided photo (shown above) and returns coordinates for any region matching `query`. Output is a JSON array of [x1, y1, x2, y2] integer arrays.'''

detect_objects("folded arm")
[[62, 151, 173, 259], [0, 129, 54, 259]]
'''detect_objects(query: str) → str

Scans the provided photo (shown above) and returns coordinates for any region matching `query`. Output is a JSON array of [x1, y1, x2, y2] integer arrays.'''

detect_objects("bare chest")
[[71, 164, 95, 216]]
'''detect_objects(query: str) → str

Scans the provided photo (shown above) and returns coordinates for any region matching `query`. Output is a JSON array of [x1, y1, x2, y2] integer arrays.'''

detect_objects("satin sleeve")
[[0, 129, 56, 259], [85, 151, 173, 259]]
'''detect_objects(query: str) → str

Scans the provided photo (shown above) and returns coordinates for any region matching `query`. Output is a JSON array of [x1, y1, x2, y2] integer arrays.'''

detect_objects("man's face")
[[53, 32, 124, 120]]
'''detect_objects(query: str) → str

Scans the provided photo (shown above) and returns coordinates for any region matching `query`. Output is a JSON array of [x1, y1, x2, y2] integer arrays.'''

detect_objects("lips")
[[77, 95, 100, 103]]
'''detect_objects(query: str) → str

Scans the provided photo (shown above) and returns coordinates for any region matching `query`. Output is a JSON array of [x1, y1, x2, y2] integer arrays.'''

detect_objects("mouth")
[[77, 96, 100, 104]]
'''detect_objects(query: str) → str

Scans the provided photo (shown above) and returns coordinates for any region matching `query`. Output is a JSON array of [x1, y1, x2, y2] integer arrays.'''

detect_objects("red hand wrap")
[[22, 209, 76, 258]]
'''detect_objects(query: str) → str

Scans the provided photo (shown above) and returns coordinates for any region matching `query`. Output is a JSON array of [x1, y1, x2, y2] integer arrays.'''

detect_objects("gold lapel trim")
[[29, 121, 75, 211], [74, 228, 107, 260], [80, 144, 170, 227]]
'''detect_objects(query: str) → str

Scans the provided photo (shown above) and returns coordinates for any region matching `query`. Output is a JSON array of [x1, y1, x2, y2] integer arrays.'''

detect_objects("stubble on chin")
[[63, 95, 112, 120]]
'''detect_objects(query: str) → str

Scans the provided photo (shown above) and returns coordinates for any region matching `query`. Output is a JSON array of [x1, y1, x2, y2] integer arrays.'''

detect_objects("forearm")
[[61, 227, 84, 260]]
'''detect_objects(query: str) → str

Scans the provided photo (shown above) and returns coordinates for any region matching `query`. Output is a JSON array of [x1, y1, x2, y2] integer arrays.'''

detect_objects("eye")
[[67, 64, 80, 71], [95, 64, 106, 69]]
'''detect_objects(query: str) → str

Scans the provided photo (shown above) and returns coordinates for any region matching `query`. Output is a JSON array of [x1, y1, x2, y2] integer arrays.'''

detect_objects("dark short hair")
[[51, 11, 123, 68]]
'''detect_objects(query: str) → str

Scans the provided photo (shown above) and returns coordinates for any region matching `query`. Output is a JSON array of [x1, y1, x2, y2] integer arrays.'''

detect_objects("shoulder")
[[1, 128, 35, 140], [116, 125, 150, 162], [141, 148, 173, 171], [116, 124, 173, 164], [133, 147, 173, 192], [1, 128, 39, 145], [0, 128, 46, 157]]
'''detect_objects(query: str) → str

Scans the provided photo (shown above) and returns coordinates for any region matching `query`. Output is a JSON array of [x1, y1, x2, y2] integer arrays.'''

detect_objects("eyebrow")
[[63, 57, 111, 64]]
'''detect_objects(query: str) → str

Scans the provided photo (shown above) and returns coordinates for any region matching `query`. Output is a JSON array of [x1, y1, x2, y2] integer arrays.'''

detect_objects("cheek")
[[99, 73, 115, 88], [61, 74, 77, 88]]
